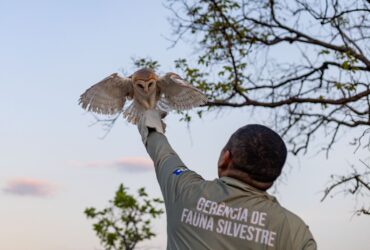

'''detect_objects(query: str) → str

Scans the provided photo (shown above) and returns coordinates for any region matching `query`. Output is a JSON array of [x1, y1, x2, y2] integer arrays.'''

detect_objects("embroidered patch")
[[173, 167, 189, 176]]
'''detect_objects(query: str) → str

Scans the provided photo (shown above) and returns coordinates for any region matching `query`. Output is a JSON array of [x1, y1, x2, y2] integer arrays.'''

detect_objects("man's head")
[[218, 124, 287, 190]]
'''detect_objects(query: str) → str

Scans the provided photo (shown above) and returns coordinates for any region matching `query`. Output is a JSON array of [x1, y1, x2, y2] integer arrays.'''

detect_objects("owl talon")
[[159, 110, 168, 119]]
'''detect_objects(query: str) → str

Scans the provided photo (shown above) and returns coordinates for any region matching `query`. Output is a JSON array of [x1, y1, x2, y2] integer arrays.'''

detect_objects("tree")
[[161, 0, 370, 215], [92, 0, 370, 215], [321, 160, 370, 215], [85, 184, 164, 250]]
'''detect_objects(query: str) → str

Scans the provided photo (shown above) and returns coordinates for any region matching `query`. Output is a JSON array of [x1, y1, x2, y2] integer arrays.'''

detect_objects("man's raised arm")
[[137, 110, 203, 202]]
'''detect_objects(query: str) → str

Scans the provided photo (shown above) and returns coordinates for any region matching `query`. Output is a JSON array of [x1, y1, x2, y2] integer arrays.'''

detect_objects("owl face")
[[132, 68, 158, 96], [134, 79, 156, 95]]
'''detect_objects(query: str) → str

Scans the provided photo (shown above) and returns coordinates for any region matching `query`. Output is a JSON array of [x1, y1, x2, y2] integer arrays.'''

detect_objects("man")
[[138, 110, 316, 249]]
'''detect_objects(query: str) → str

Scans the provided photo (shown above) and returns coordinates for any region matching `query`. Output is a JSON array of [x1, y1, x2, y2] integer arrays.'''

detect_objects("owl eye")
[[148, 82, 154, 87], [138, 84, 144, 89]]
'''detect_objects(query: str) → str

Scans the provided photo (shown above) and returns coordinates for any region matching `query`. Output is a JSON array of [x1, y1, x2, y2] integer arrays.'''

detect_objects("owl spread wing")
[[157, 73, 208, 111], [79, 73, 133, 115]]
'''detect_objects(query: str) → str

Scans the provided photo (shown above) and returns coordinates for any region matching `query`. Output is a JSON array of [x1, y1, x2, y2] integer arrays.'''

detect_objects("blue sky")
[[0, 1, 369, 249]]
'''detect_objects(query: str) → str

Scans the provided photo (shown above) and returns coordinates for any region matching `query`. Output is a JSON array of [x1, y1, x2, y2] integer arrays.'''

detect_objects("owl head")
[[131, 68, 158, 96]]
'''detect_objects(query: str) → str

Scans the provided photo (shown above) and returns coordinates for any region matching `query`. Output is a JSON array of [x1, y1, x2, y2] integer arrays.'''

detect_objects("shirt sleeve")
[[301, 227, 317, 250], [302, 238, 317, 250], [293, 224, 317, 250], [145, 131, 204, 203]]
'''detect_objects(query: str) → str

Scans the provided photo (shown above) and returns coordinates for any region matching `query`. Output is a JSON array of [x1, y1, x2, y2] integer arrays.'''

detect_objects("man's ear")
[[218, 150, 232, 177]]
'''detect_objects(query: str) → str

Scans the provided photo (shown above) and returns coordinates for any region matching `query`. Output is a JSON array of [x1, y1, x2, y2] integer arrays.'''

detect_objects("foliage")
[[85, 184, 164, 250], [163, 0, 370, 215], [93, 0, 370, 215], [166, 0, 370, 155], [321, 160, 370, 215], [133, 57, 160, 71]]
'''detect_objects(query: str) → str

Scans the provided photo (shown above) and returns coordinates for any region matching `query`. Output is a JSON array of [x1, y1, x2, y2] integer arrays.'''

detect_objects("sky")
[[0, 1, 369, 249]]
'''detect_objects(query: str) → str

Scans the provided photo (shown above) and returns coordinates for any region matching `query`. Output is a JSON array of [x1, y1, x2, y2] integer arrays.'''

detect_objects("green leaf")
[[318, 49, 330, 55], [84, 207, 96, 218], [132, 58, 160, 70], [106, 233, 117, 245], [85, 183, 164, 250], [341, 60, 351, 70]]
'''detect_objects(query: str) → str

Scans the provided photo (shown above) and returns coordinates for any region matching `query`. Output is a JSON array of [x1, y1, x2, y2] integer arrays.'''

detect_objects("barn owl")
[[79, 68, 208, 124]]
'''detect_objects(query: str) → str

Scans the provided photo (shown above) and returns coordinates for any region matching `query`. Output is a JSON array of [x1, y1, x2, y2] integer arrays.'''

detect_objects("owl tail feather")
[[123, 101, 145, 125]]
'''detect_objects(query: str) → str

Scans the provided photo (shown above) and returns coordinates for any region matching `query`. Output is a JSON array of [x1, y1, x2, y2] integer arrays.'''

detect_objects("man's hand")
[[138, 109, 167, 145]]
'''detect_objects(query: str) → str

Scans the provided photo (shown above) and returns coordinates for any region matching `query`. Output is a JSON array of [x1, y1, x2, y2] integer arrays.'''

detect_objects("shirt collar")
[[220, 176, 278, 202]]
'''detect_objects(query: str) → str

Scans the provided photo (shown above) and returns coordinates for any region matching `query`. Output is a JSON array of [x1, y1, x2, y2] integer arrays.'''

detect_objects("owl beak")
[[145, 86, 149, 93]]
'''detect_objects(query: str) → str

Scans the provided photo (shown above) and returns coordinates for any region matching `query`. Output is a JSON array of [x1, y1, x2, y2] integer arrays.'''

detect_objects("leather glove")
[[138, 109, 167, 145]]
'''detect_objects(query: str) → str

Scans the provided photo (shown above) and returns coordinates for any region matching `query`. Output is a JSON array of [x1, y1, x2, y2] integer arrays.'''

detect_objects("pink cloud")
[[71, 157, 153, 173], [3, 178, 57, 197], [114, 157, 153, 172]]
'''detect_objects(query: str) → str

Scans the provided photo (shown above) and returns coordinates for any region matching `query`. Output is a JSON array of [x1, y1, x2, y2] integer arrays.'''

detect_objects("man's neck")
[[223, 169, 273, 191]]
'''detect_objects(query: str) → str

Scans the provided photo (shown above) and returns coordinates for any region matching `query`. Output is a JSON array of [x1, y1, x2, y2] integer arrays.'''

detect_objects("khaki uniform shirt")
[[146, 132, 316, 250]]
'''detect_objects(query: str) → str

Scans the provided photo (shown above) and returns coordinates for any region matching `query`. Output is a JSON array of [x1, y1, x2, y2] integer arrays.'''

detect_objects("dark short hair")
[[224, 124, 287, 182]]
